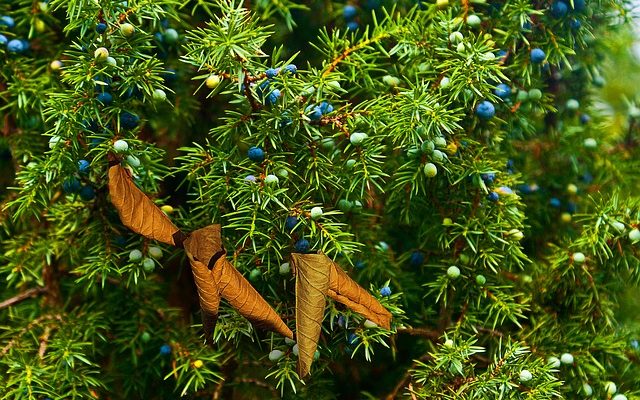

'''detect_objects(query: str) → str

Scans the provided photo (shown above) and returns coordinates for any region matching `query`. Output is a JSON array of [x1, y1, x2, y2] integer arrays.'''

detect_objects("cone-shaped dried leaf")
[[183, 225, 224, 267], [212, 257, 293, 340], [188, 258, 220, 345], [327, 261, 392, 329], [108, 165, 181, 245], [291, 252, 332, 378]]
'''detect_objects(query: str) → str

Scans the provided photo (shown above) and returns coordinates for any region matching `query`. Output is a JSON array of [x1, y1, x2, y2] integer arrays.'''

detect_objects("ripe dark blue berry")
[[63, 177, 81, 193], [494, 83, 511, 99], [306, 105, 323, 121], [487, 191, 499, 202], [283, 64, 297, 74], [570, 19, 581, 30], [567, 202, 577, 213], [580, 114, 591, 124], [380, 286, 392, 297], [346, 21, 359, 31], [530, 48, 546, 64], [7, 39, 25, 54], [550, 1, 568, 18], [0, 16, 15, 29], [409, 251, 424, 266], [354, 260, 366, 269], [319, 101, 334, 114], [294, 238, 310, 253], [573, 0, 586, 11], [96, 22, 107, 33], [163, 28, 179, 44], [266, 89, 281, 105], [265, 68, 279, 78], [119, 112, 140, 129], [0, 34, 7, 46], [79, 185, 95, 201], [285, 216, 298, 231], [348, 333, 359, 345], [78, 159, 90, 173], [549, 197, 561, 208], [343, 5, 357, 20], [159, 344, 171, 355], [247, 146, 265, 162], [96, 92, 113, 105], [481, 173, 496, 184], [476, 101, 496, 120]]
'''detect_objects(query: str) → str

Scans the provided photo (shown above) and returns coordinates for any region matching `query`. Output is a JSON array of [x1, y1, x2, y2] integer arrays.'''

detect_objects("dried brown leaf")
[[290, 253, 332, 378], [183, 224, 224, 267], [188, 258, 220, 345], [327, 261, 392, 329], [212, 257, 294, 340], [108, 165, 181, 246]]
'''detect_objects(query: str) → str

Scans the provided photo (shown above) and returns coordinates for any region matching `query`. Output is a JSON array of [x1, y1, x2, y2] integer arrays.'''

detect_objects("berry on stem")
[[264, 174, 279, 185], [285, 216, 298, 231], [94, 47, 109, 62], [295, 238, 310, 253], [572, 252, 585, 265], [153, 89, 167, 102], [310, 206, 323, 220], [560, 352, 574, 365], [494, 83, 511, 99], [247, 146, 265, 162], [164, 28, 179, 44], [120, 23, 135, 37], [149, 246, 162, 259], [205, 74, 221, 89], [380, 286, 391, 297], [113, 140, 129, 153], [530, 48, 546, 64], [78, 160, 90, 173], [343, 5, 357, 20], [350, 132, 368, 145], [129, 249, 143, 262], [424, 163, 438, 178], [142, 258, 155, 272], [79, 186, 95, 201], [269, 349, 284, 362], [159, 344, 171, 355], [519, 370, 533, 382], [476, 101, 496, 120], [447, 265, 460, 279]]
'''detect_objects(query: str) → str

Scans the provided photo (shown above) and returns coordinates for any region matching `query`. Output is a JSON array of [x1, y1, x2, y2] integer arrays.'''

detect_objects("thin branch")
[[322, 32, 393, 78], [396, 327, 440, 340], [38, 326, 51, 359], [0, 287, 46, 310]]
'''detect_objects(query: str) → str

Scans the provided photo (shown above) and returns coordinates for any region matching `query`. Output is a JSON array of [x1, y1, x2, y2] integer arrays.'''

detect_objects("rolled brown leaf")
[[327, 261, 392, 329], [183, 224, 225, 268], [291, 252, 393, 377], [108, 164, 181, 246], [212, 257, 294, 340], [290, 252, 332, 378], [188, 258, 221, 345]]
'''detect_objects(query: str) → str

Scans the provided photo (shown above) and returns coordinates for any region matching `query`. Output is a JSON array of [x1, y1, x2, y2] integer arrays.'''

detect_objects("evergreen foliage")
[[1, 0, 640, 398]]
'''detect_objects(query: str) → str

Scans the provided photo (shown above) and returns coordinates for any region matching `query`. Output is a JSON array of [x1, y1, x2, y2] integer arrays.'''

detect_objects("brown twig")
[[1, 314, 63, 356], [396, 327, 440, 340], [0, 287, 46, 310], [38, 326, 51, 359], [322, 32, 392, 78]]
